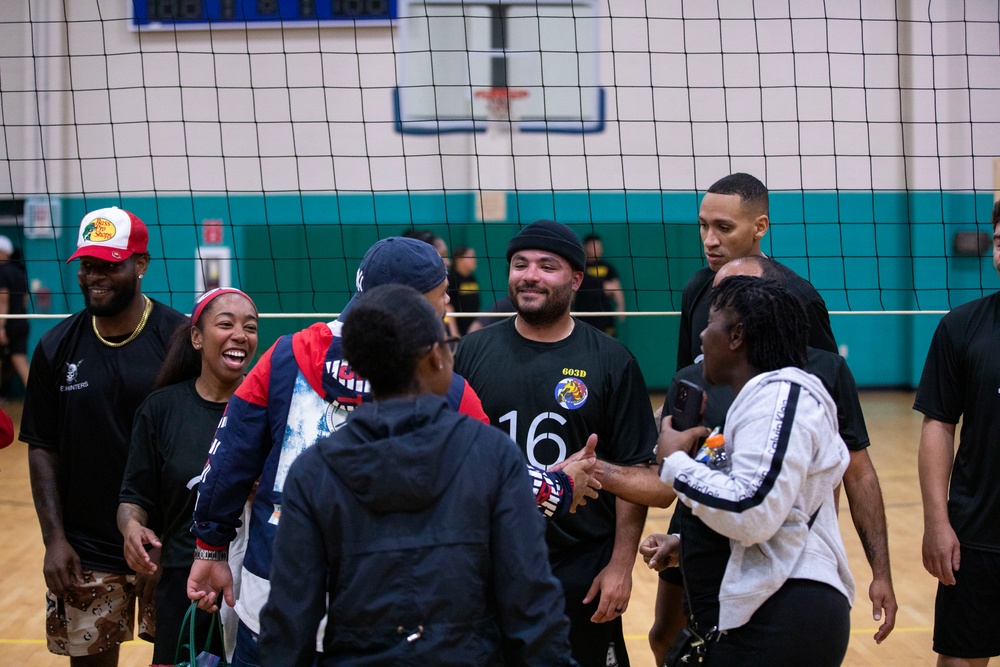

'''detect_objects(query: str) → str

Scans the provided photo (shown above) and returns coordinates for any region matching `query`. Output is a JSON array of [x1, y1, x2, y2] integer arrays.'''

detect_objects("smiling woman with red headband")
[[117, 287, 259, 665]]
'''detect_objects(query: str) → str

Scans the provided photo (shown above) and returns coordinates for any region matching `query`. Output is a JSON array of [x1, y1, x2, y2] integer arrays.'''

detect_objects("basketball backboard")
[[395, 0, 605, 133]]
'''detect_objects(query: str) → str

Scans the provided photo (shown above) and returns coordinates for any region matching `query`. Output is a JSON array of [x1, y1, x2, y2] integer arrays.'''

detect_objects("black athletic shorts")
[[551, 537, 629, 667], [934, 547, 1000, 659], [4, 318, 27, 355]]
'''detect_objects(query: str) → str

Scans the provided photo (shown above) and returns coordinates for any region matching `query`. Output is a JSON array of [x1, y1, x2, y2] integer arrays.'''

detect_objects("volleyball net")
[[1, 0, 998, 385]]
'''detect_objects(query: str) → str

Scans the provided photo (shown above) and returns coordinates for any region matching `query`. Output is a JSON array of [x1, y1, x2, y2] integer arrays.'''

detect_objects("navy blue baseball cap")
[[340, 236, 447, 317]]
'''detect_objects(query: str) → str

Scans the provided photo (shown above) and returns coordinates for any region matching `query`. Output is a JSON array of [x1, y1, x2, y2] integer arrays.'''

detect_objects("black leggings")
[[706, 579, 850, 667]]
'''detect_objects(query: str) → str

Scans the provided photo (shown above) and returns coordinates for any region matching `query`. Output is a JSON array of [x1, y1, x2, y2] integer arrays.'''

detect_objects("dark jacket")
[[258, 394, 576, 667]]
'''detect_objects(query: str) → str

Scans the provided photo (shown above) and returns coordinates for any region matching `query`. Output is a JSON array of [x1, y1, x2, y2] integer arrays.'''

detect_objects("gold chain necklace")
[[92, 296, 153, 348]]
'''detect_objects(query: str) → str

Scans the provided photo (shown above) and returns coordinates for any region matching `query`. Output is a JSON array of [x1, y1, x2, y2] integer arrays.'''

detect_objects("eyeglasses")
[[423, 335, 461, 357], [441, 335, 460, 355]]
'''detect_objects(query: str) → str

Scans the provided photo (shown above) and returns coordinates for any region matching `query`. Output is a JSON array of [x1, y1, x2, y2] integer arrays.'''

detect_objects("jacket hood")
[[748, 367, 838, 428], [320, 394, 475, 513]]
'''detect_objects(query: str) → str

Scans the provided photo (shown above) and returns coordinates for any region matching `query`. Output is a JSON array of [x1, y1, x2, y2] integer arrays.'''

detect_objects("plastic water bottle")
[[693, 428, 727, 471]]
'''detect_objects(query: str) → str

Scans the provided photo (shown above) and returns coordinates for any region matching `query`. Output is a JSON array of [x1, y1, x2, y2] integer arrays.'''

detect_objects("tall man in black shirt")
[[677, 172, 837, 370], [20, 207, 187, 666], [455, 219, 656, 667], [915, 200, 1000, 666]]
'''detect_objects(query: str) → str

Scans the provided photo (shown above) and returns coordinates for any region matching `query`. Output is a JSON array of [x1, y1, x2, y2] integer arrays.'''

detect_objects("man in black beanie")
[[455, 219, 656, 667]]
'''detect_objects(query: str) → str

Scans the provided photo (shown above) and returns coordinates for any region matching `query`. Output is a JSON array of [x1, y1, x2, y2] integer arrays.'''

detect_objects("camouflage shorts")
[[45, 570, 155, 657]]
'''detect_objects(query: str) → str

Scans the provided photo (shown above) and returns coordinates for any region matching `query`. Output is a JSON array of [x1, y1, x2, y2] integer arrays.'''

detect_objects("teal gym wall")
[[21, 189, 997, 390]]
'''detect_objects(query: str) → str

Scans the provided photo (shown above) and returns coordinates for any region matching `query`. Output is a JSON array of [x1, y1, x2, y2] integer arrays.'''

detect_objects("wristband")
[[193, 547, 229, 561]]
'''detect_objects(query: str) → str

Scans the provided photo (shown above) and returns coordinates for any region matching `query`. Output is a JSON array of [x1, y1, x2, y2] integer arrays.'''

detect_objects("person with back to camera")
[[914, 199, 1000, 667], [258, 284, 578, 667], [117, 288, 259, 666], [20, 206, 187, 666], [654, 276, 854, 666], [187, 236, 597, 666]]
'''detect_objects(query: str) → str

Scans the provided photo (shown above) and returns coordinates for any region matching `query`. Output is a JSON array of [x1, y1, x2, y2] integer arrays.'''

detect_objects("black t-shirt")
[[447, 269, 481, 336], [20, 300, 188, 572], [914, 292, 1000, 552], [455, 317, 656, 560], [120, 378, 227, 568], [575, 260, 619, 334], [676, 263, 838, 371], [661, 347, 871, 627], [0, 261, 28, 314]]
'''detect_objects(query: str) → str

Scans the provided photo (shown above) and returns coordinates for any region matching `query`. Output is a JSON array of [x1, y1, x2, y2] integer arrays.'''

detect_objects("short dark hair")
[[707, 172, 769, 218], [402, 229, 439, 246], [992, 200, 1000, 231], [582, 233, 602, 244], [708, 275, 808, 371], [342, 284, 445, 396], [453, 245, 473, 259]]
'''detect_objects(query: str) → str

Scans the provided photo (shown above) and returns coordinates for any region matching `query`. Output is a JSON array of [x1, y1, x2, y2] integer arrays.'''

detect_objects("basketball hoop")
[[475, 87, 529, 122]]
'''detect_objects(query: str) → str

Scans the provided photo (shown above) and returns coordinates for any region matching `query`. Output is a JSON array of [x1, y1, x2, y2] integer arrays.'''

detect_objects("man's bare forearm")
[[918, 418, 956, 528], [117, 502, 148, 536], [28, 446, 66, 547], [843, 449, 891, 578], [595, 460, 675, 508], [611, 496, 647, 566]]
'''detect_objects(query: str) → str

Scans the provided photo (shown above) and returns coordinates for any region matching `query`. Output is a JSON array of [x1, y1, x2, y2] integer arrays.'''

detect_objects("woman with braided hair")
[[655, 275, 855, 666]]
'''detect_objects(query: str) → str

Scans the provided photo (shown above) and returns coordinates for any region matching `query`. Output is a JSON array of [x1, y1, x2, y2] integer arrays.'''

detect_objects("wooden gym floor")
[[0, 392, 937, 666]]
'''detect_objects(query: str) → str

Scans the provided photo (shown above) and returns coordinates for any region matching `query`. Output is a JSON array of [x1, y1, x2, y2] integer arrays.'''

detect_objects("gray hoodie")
[[660, 366, 855, 631]]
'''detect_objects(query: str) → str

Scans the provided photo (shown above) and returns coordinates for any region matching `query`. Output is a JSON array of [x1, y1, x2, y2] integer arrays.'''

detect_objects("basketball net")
[[475, 87, 529, 123]]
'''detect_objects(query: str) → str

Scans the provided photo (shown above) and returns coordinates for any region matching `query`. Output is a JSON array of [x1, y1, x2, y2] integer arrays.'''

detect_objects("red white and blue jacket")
[[192, 320, 570, 633]]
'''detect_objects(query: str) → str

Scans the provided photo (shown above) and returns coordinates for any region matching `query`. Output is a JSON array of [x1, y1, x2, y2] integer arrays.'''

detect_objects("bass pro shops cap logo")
[[554, 377, 588, 410], [81, 217, 120, 256]]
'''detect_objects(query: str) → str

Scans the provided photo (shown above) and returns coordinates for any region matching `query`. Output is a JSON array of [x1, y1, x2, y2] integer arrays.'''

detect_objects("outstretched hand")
[[551, 433, 598, 472], [561, 434, 601, 513]]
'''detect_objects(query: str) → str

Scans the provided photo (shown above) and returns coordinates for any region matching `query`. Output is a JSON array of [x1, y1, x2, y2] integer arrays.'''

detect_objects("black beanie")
[[506, 219, 586, 271]]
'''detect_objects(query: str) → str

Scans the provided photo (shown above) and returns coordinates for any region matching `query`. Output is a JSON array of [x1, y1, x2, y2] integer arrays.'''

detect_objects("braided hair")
[[342, 283, 445, 397], [708, 275, 808, 372]]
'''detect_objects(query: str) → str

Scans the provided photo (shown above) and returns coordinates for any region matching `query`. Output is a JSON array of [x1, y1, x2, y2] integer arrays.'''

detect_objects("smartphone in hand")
[[671, 380, 704, 431]]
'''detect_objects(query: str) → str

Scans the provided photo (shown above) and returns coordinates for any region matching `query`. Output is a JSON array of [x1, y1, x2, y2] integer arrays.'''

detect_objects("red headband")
[[192, 288, 255, 325]]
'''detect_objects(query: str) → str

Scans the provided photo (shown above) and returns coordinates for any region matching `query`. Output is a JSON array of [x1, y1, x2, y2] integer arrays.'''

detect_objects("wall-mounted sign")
[[133, 0, 396, 30]]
